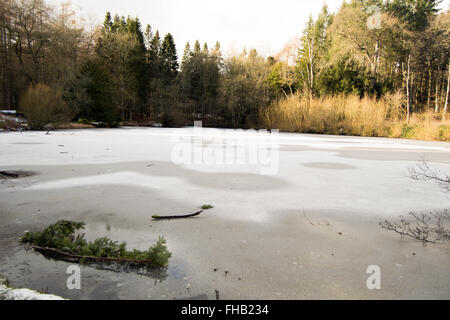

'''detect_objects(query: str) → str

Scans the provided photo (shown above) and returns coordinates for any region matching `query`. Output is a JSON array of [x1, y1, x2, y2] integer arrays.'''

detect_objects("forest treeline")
[[0, 0, 449, 140]]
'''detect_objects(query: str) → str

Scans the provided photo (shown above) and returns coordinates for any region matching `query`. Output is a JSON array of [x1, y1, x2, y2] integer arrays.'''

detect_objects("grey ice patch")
[[301, 162, 356, 170]]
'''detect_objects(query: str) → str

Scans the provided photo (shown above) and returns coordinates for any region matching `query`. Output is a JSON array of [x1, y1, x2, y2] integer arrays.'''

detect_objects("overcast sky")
[[48, 0, 450, 57]]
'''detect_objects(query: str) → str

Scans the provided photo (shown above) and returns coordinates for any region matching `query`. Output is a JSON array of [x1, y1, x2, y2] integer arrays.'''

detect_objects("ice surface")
[[1, 128, 449, 299]]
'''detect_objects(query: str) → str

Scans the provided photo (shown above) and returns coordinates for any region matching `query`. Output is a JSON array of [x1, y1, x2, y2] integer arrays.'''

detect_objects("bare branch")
[[380, 210, 450, 243], [408, 159, 450, 193]]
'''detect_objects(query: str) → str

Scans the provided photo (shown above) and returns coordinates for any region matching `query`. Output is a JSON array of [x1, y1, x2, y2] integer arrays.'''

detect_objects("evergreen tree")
[[193, 40, 201, 54], [126, 17, 145, 48], [149, 30, 161, 77], [160, 33, 179, 83], [211, 41, 224, 71], [126, 17, 148, 113], [213, 41, 221, 56], [387, 0, 442, 31], [95, 14, 149, 119], [181, 42, 192, 72], [144, 24, 153, 50], [202, 43, 209, 55], [103, 12, 112, 33], [112, 15, 126, 33], [80, 60, 117, 124], [296, 5, 332, 98]]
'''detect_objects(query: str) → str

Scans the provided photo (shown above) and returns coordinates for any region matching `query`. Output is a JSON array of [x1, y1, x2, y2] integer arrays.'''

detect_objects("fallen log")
[[152, 210, 204, 220], [29, 245, 153, 266], [0, 170, 36, 179], [0, 171, 20, 178]]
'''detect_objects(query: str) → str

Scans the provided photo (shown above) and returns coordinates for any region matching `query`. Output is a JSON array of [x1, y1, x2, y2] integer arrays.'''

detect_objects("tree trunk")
[[444, 61, 450, 121], [427, 60, 432, 109], [307, 37, 314, 102], [435, 79, 440, 113], [411, 72, 415, 110], [0, 24, 5, 108], [0, 15, 10, 109], [406, 55, 411, 123]]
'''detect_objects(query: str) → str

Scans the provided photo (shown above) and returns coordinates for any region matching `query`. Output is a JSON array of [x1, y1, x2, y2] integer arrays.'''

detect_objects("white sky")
[[48, 0, 450, 57]]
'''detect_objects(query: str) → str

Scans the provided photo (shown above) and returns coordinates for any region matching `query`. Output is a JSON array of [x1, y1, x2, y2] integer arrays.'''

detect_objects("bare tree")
[[381, 160, 450, 243], [408, 159, 450, 193], [380, 211, 449, 243]]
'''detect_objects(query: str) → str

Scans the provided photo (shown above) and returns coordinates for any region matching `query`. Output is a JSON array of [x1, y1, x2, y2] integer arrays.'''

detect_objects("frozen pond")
[[0, 127, 449, 299]]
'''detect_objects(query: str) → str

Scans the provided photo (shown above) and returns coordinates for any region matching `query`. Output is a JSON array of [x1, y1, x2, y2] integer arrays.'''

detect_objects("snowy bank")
[[0, 277, 65, 300]]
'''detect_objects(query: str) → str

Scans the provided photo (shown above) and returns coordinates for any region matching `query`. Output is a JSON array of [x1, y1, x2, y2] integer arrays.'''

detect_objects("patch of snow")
[[1, 114, 26, 124], [0, 279, 65, 300], [0, 110, 16, 114]]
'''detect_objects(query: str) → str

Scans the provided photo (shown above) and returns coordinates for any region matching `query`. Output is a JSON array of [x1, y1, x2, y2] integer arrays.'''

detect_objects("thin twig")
[[409, 159, 450, 193], [303, 210, 315, 226]]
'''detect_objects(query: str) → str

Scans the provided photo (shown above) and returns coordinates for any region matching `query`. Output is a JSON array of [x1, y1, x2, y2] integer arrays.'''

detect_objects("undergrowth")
[[21, 221, 171, 268]]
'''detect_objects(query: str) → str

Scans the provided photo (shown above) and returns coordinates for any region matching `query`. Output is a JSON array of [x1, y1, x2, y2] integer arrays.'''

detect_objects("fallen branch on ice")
[[0, 171, 20, 179], [29, 245, 155, 266], [152, 211, 204, 220], [21, 221, 171, 268], [0, 170, 36, 179]]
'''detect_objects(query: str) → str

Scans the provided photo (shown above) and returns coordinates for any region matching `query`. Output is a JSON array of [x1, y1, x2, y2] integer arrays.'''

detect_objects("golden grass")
[[260, 93, 450, 142], [52, 122, 95, 130]]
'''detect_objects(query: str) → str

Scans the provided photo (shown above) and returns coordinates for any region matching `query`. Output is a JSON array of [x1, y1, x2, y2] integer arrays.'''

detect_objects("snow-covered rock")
[[0, 112, 28, 130], [0, 277, 65, 300]]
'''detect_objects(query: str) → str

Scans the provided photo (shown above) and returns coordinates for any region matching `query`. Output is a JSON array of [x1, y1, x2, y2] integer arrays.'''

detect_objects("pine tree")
[[211, 41, 223, 70], [202, 43, 209, 55], [297, 5, 332, 98], [193, 40, 201, 55], [161, 33, 179, 83], [213, 41, 221, 56], [144, 24, 153, 50], [148, 30, 161, 78], [126, 17, 148, 113], [181, 42, 192, 72], [103, 12, 112, 33], [388, 0, 441, 31], [149, 31, 161, 62], [80, 60, 116, 124], [126, 17, 145, 49], [111, 15, 126, 33]]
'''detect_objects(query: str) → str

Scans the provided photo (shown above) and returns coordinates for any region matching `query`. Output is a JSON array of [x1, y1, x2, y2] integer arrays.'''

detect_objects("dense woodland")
[[0, 0, 449, 140]]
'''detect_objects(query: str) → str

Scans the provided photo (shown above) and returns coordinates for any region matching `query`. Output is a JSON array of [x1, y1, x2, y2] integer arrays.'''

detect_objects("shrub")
[[21, 220, 172, 268], [400, 125, 416, 139], [19, 84, 73, 130], [380, 211, 450, 243], [161, 109, 186, 128], [439, 126, 450, 141]]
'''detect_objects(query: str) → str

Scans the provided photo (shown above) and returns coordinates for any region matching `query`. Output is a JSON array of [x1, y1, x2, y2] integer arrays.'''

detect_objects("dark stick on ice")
[[152, 211, 204, 220]]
